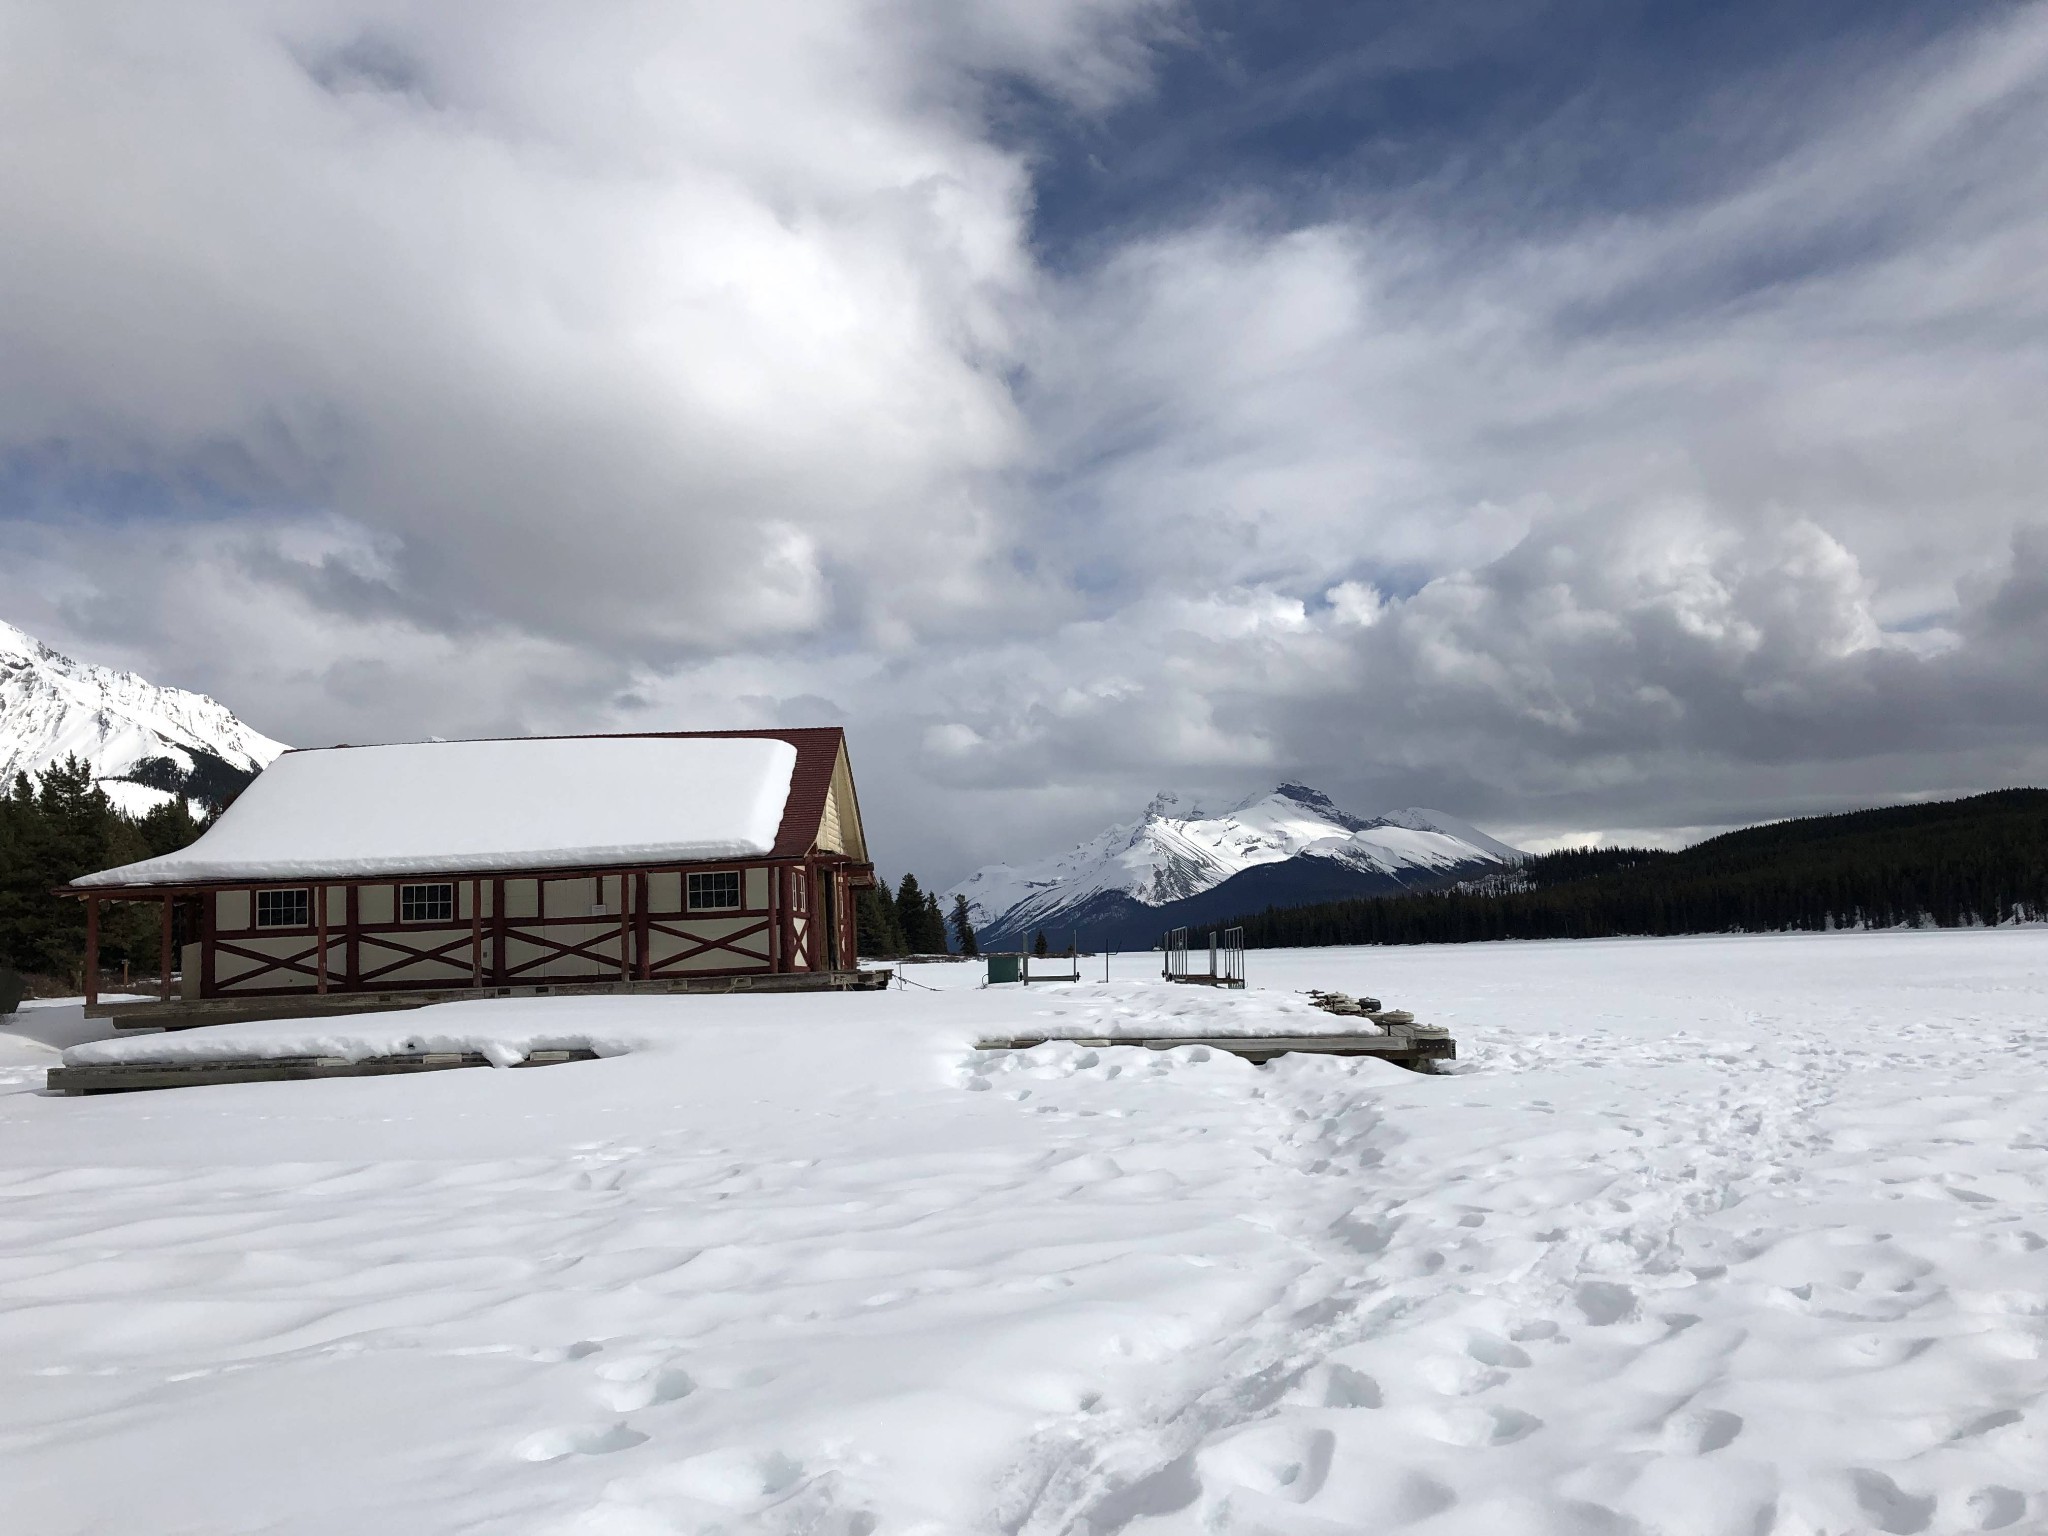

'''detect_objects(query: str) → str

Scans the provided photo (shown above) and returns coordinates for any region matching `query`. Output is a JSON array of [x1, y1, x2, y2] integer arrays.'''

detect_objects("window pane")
[[687, 871, 741, 910], [255, 889, 309, 928], [400, 883, 455, 922]]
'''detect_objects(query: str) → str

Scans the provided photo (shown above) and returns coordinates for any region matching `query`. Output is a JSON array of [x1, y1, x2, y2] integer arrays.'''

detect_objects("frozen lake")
[[3, 928, 2045, 1534]]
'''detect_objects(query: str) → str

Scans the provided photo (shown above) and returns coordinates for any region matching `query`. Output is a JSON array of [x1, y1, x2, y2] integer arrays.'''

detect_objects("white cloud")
[[6, 0, 2048, 882]]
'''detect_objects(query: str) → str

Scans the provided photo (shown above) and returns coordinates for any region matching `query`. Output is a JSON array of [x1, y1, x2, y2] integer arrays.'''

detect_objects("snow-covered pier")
[[977, 1024, 1453, 1070]]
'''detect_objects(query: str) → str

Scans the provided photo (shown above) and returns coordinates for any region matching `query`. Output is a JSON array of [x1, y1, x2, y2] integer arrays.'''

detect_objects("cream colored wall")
[[815, 745, 868, 860], [819, 783, 844, 853], [643, 914, 770, 972], [215, 934, 318, 991], [359, 885, 395, 923], [217, 890, 250, 929], [502, 922, 624, 979], [357, 929, 472, 985], [503, 880, 539, 919], [745, 867, 769, 909], [543, 877, 606, 920]]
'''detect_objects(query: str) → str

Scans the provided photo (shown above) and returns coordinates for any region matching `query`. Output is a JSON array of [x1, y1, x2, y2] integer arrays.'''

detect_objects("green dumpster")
[[986, 954, 1023, 984]]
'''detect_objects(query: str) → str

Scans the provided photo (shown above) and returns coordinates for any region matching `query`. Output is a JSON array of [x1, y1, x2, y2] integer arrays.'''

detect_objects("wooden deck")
[[84, 968, 894, 1029], [46, 1048, 603, 1096]]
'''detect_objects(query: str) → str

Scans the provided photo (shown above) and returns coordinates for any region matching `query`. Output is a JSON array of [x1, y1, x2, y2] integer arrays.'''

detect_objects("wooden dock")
[[974, 1025, 1453, 1071], [46, 1047, 602, 1096], [85, 967, 894, 1030]]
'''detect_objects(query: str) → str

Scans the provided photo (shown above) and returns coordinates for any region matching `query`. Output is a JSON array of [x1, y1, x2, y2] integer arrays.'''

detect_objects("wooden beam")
[[635, 872, 651, 981], [316, 885, 329, 994], [492, 878, 507, 986], [159, 896, 173, 1003], [471, 878, 483, 987], [617, 875, 631, 982], [201, 891, 215, 999], [83, 896, 99, 1007], [341, 884, 354, 988]]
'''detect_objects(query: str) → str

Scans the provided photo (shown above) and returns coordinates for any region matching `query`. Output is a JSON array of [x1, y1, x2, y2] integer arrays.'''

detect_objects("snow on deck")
[[5, 931, 2048, 1534], [60, 978, 1377, 1069], [74, 734, 799, 886]]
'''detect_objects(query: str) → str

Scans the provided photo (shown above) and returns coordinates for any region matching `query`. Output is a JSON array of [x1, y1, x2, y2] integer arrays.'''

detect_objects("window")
[[255, 889, 309, 928], [400, 883, 455, 923], [687, 870, 742, 912]]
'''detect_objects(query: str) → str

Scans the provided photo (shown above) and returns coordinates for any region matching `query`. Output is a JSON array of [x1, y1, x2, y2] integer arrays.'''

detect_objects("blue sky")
[[2, 0, 2046, 882]]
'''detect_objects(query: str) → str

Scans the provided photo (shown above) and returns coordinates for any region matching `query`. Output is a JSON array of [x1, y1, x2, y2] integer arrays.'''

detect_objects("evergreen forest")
[[0, 756, 208, 988], [1231, 789, 2048, 948], [856, 872, 957, 957]]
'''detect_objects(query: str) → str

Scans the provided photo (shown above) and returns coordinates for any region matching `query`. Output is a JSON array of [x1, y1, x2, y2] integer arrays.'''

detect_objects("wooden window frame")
[[399, 882, 456, 924], [254, 888, 311, 930], [686, 869, 743, 913]]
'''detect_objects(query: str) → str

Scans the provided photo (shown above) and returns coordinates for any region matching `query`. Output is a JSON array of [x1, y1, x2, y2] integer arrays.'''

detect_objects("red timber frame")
[[66, 856, 873, 1002]]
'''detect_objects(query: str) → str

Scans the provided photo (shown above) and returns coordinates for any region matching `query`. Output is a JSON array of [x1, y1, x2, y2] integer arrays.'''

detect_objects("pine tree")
[[0, 757, 211, 983], [1032, 928, 1048, 957], [857, 878, 906, 957], [949, 893, 979, 957], [894, 874, 927, 951], [922, 892, 945, 953]]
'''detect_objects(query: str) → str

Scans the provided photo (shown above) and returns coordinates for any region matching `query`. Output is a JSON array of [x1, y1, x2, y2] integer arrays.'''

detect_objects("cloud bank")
[[4, 0, 2047, 879]]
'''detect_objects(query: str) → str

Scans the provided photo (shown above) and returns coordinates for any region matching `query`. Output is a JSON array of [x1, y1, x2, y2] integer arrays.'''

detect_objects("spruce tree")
[[922, 891, 945, 953], [0, 757, 211, 983], [949, 893, 979, 957], [857, 879, 906, 957], [894, 874, 927, 951], [1032, 929, 1048, 957]]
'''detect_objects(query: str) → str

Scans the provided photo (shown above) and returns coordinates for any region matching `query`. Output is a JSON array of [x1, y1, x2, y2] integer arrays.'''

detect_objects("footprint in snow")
[[515, 1422, 649, 1462], [1573, 1281, 1639, 1326], [595, 1356, 697, 1412], [1660, 1407, 1744, 1454], [1964, 1486, 2027, 1530]]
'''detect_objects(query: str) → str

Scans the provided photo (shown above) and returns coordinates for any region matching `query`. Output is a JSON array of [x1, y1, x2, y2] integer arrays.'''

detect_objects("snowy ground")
[[2, 930, 2045, 1536]]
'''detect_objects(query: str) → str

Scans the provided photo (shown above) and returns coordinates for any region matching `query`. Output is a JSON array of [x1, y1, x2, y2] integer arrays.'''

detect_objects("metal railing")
[[1161, 926, 1245, 988]]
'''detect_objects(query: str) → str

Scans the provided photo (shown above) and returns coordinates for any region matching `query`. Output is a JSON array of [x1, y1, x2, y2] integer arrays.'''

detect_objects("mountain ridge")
[[947, 783, 1523, 951], [0, 619, 288, 814]]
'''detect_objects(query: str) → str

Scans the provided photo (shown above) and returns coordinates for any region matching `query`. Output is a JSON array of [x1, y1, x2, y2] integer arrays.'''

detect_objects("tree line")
[[1230, 789, 2048, 948], [856, 873, 981, 957], [0, 756, 208, 987]]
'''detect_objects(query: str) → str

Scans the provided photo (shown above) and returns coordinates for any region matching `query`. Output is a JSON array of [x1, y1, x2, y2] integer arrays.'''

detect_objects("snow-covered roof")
[[73, 734, 804, 888]]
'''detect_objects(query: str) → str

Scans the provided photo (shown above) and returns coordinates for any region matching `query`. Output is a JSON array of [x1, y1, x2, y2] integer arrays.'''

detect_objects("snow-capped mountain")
[[0, 619, 288, 814], [948, 783, 1523, 951]]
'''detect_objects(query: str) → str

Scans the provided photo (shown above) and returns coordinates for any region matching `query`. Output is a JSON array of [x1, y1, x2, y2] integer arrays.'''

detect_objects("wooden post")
[[316, 885, 329, 993], [201, 891, 215, 999], [159, 895, 173, 1002], [618, 875, 631, 982], [492, 878, 507, 985], [84, 897, 99, 1007], [635, 872, 651, 981], [345, 884, 360, 989], [471, 879, 483, 987]]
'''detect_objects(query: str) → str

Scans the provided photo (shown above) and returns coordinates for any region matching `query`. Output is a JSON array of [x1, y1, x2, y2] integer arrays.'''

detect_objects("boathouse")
[[63, 728, 877, 1020]]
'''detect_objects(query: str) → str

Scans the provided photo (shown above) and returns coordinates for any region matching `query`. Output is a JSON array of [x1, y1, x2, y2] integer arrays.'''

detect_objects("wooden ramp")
[[46, 1048, 602, 1096]]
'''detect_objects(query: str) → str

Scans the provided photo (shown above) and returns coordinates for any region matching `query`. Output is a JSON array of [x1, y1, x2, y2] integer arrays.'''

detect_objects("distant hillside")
[[1232, 790, 2048, 947]]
